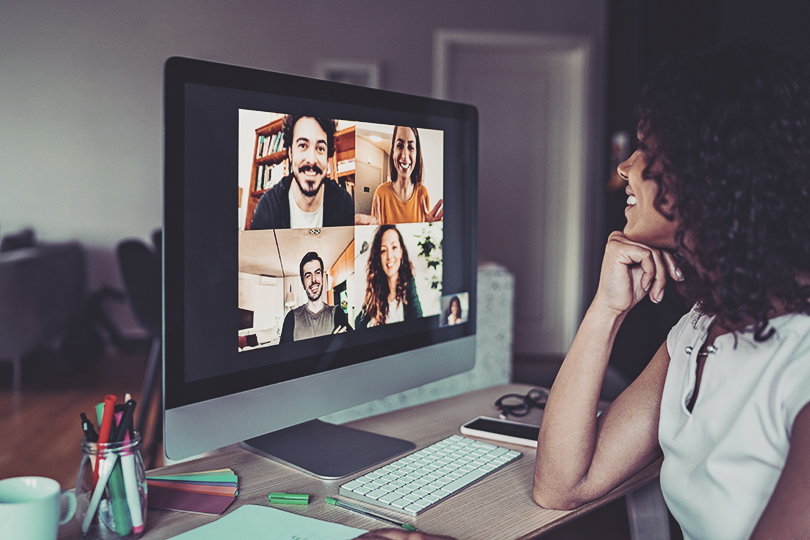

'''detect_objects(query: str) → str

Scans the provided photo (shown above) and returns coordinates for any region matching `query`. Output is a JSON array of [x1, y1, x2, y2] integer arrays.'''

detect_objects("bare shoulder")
[[416, 183, 429, 198]]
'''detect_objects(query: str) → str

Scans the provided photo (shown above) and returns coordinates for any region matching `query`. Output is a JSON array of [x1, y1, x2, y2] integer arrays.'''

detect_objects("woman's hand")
[[356, 197, 382, 225], [422, 199, 443, 222], [355, 213, 378, 225], [353, 529, 457, 540], [592, 231, 682, 317]]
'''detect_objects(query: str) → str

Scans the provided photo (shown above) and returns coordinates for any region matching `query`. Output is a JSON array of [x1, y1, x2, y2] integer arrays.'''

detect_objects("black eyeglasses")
[[494, 388, 548, 419]]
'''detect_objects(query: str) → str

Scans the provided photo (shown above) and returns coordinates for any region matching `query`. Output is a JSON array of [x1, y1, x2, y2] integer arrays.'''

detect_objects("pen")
[[115, 400, 137, 442], [80, 412, 99, 474], [118, 402, 145, 534], [94, 394, 117, 488], [105, 411, 133, 536], [124, 393, 134, 438], [80, 412, 99, 442], [325, 496, 418, 532]]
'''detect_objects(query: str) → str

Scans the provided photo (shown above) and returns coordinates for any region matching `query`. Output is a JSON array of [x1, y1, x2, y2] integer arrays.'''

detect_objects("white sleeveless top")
[[660, 307, 810, 540]]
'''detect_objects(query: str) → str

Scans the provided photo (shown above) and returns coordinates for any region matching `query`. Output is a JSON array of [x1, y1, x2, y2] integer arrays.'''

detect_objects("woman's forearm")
[[532, 303, 625, 508], [532, 232, 676, 509]]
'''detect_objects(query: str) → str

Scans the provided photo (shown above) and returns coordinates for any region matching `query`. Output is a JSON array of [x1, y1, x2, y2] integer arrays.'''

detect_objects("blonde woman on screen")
[[355, 225, 423, 329]]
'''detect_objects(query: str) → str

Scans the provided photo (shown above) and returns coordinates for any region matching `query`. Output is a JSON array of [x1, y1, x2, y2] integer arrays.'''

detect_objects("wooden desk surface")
[[60, 383, 660, 540]]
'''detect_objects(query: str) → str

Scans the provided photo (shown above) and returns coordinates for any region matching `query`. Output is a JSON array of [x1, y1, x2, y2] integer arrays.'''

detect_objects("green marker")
[[325, 496, 418, 532], [269, 492, 310, 505]]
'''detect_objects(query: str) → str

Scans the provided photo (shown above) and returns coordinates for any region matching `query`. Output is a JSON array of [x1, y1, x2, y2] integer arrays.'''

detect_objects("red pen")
[[93, 394, 117, 488]]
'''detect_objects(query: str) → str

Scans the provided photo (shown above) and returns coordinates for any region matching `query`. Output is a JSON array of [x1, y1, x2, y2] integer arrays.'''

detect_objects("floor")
[[0, 347, 162, 490]]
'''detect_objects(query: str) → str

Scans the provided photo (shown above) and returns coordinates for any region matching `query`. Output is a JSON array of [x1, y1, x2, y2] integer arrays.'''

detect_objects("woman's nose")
[[617, 155, 631, 180]]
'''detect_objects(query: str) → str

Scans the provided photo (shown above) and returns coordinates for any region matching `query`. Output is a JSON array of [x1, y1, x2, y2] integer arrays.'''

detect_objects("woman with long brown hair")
[[356, 225, 422, 328]]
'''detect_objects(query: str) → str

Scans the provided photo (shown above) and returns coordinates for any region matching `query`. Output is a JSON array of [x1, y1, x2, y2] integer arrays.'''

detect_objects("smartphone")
[[460, 416, 540, 448]]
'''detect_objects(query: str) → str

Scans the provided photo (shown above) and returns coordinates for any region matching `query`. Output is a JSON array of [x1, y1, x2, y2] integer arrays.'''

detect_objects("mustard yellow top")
[[373, 181, 430, 224]]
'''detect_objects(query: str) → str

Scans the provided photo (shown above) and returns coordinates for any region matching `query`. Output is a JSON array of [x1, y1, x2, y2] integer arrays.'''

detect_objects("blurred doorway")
[[434, 31, 598, 357]]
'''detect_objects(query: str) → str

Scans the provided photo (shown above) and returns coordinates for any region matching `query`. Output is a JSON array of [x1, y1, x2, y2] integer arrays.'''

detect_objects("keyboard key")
[[441, 469, 489, 493], [366, 488, 392, 500], [379, 492, 402, 504]]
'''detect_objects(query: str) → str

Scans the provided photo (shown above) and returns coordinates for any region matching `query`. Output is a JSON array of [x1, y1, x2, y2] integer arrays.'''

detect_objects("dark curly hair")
[[282, 115, 337, 158], [362, 225, 415, 325], [637, 42, 810, 340]]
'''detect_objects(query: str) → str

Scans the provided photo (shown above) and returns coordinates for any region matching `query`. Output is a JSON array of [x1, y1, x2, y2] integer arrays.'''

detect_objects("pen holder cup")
[[76, 434, 147, 539]]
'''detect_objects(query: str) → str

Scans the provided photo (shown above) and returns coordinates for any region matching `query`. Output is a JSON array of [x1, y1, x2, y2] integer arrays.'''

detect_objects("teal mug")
[[0, 476, 76, 540]]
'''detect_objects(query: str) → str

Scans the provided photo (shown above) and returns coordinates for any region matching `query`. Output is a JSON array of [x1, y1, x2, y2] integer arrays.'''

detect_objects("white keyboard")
[[338, 435, 522, 516]]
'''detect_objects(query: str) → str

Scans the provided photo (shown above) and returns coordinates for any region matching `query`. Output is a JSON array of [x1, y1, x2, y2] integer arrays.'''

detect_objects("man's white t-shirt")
[[660, 307, 810, 540], [289, 189, 323, 229]]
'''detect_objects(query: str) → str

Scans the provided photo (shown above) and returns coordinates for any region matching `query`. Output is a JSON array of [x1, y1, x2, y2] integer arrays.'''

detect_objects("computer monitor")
[[163, 57, 478, 479]]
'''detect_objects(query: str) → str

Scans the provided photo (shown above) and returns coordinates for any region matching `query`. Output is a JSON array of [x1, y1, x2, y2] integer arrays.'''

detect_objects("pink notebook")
[[146, 468, 238, 515]]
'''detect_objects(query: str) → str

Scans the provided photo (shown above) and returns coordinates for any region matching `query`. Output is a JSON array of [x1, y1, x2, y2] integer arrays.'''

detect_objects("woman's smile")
[[617, 145, 678, 249], [380, 229, 402, 279], [393, 126, 417, 182]]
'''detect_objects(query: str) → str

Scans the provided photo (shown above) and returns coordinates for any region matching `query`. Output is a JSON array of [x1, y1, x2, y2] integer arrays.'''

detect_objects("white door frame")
[[434, 30, 597, 354]]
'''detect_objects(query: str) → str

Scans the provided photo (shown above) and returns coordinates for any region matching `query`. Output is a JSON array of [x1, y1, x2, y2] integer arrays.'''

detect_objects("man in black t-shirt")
[[280, 252, 351, 342]]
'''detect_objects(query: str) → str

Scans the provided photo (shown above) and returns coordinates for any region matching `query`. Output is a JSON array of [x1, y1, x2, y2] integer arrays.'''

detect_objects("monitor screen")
[[163, 57, 478, 476]]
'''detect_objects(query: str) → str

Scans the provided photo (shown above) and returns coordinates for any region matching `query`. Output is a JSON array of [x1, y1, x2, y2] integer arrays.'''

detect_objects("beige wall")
[[0, 0, 606, 332]]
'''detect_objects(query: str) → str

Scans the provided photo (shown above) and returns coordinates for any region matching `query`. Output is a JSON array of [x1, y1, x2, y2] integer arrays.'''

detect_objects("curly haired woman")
[[355, 43, 810, 540], [355, 225, 423, 329], [532, 43, 810, 540]]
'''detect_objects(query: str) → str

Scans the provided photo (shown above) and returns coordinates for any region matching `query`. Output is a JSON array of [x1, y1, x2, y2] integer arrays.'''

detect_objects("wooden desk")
[[60, 384, 660, 540]]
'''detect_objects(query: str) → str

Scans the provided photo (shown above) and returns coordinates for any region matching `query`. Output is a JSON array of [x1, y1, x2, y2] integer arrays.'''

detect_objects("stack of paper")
[[146, 468, 238, 515]]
